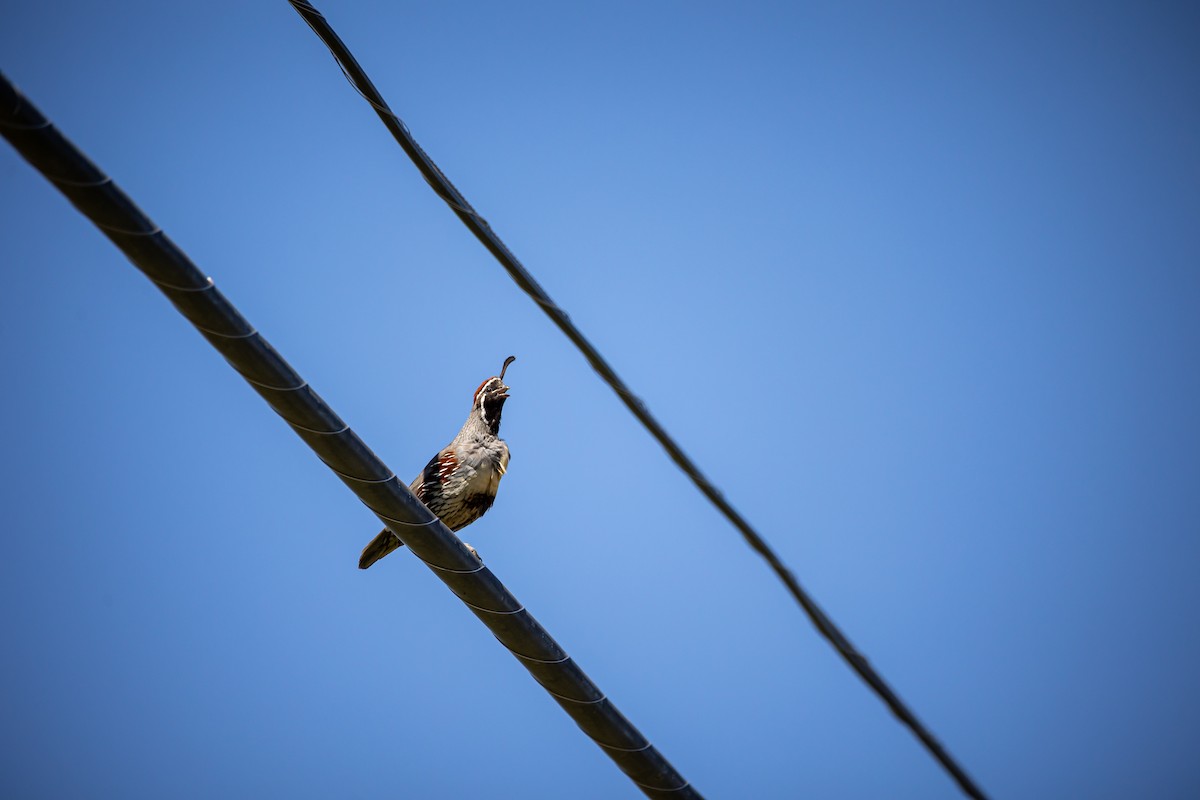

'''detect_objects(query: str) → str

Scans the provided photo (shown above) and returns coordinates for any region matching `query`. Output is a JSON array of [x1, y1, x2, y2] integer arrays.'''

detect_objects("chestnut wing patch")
[[436, 451, 459, 480], [414, 450, 458, 501]]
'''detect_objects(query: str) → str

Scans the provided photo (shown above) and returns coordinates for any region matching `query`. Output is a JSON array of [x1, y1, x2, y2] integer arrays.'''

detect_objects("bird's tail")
[[358, 528, 404, 569]]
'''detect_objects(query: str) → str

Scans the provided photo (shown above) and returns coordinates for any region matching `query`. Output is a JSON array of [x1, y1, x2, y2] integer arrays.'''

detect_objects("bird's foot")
[[464, 542, 482, 563]]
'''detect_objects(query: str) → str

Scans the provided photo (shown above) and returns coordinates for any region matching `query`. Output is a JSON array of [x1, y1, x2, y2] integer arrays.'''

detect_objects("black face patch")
[[480, 393, 507, 431]]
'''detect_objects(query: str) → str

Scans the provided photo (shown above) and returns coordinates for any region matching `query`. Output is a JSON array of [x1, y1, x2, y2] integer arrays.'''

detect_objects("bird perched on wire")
[[358, 356, 516, 569]]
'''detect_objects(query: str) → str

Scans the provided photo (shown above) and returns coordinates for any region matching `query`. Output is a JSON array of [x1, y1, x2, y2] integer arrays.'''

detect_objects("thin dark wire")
[[283, 3, 990, 798], [0, 69, 701, 800]]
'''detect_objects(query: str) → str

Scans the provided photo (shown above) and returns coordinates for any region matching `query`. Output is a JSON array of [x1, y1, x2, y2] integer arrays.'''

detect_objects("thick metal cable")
[[0, 71, 700, 800], [282, 3, 990, 798]]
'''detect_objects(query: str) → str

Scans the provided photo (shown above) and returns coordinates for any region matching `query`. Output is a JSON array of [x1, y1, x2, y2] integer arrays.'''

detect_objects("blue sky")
[[3, 2, 1199, 798]]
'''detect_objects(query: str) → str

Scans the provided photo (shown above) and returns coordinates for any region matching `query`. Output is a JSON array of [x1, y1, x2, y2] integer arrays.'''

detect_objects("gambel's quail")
[[358, 356, 516, 569]]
